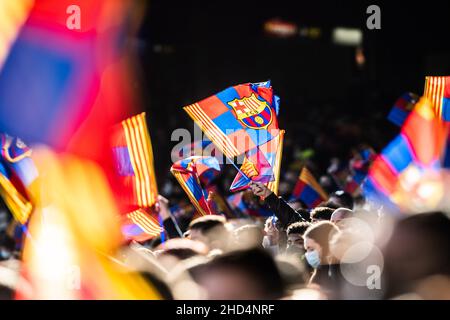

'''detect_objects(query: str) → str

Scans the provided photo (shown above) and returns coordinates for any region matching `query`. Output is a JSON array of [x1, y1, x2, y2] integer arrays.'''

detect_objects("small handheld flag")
[[170, 156, 221, 216], [290, 167, 328, 208], [183, 81, 280, 158], [388, 92, 419, 127]]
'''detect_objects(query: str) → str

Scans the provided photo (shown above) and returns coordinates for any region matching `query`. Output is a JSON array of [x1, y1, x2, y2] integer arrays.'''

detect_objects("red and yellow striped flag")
[[112, 112, 158, 210], [424, 76, 450, 121]]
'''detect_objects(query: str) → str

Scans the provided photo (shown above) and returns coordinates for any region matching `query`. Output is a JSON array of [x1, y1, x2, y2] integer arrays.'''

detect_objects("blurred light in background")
[[332, 27, 363, 46], [264, 19, 298, 38]]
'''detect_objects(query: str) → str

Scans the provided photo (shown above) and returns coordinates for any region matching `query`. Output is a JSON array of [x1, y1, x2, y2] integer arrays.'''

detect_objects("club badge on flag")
[[230, 130, 285, 194], [183, 81, 280, 158]]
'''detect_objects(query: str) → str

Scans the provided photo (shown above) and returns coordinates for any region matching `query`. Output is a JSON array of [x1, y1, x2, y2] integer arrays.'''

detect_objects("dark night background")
[[134, 0, 450, 188]]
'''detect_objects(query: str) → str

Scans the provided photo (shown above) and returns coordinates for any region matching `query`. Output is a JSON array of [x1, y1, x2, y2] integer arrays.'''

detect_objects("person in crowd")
[[310, 207, 335, 222], [192, 248, 285, 299], [303, 221, 342, 297], [262, 216, 281, 255], [330, 208, 353, 227], [249, 181, 309, 228], [286, 221, 311, 256], [382, 211, 450, 299], [329, 190, 354, 210], [233, 224, 264, 250], [187, 215, 229, 252]]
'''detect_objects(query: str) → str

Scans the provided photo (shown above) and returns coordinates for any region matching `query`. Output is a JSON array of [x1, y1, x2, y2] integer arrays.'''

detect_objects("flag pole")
[[227, 156, 252, 183]]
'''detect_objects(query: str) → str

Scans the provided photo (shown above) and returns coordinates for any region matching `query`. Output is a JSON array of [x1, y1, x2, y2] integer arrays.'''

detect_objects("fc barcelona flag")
[[0, 133, 38, 224], [230, 130, 284, 194], [424, 76, 450, 121], [170, 156, 221, 216], [364, 97, 446, 210], [184, 81, 280, 158], [290, 167, 328, 208], [388, 92, 419, 127]]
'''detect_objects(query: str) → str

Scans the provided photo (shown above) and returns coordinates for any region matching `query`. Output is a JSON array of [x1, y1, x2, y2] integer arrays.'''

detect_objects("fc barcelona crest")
[[228, 93, 273, 129]]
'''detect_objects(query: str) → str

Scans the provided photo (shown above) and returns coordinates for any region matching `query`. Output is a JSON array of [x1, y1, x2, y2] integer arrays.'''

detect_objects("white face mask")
[[305, 250, 321, 268]]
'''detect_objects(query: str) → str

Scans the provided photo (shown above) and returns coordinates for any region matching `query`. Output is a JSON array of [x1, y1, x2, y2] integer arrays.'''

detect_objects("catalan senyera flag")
[[112, 112, 158, 210], [388, 92, 419, 127], [184, 81, 280, 158], [170, 156, 221, 216], [0, 133, 38, 224], [364, 97, 447, 210], [230, 130, 285, 194], [111, 113, 161, 241], [121, 208, 164, 242], [424, 76, 450, 121], [290, 167, 328, 208]]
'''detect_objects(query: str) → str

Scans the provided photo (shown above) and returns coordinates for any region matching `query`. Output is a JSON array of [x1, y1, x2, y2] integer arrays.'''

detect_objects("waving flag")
[[290, 167, 328, 208], [0, 133, 38, 224], [112, 113, 158, 210], [171, 156, 221, 216], [184, 81, 280, 158], [388, 92, 419, 127], [121, 208, 164, 242], [424, 76, 450, 121], [230, 130, 285, 193], [111, 113, 161, 241], [364, 97, 447, 211], [344, 148, 377, 195]]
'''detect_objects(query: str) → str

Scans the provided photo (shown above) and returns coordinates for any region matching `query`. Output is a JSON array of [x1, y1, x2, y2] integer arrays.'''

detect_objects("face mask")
[[305, 250, 321, 268]]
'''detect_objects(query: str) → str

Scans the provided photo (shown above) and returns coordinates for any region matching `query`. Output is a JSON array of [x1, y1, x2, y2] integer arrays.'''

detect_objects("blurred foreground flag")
[[171, 156, 221, 216], [424, 76, 450, 121], [0, 133, 38, 224], [364, 97, 447, 212], [290, 167, 328, 208], [388, 92, 419, 127], [0, 0, 140, 167], [184, 81, 280, 158], [18, 148, 160, 299], [230, 130, 285, 194], [0, 0, 34, 70]]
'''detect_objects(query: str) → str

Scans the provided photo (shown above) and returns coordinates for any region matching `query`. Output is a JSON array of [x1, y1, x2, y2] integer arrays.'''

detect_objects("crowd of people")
[[0, 136, 450, 300]]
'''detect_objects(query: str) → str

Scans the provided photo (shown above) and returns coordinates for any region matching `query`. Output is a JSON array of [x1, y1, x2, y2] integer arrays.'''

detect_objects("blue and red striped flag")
[[364, 97, 446, 210], [184, 81, 280, 158], [290, 167, 328, 208], [388, 92, 419, 127], [344, 148, 377, 195], [230, 130, 285, 194], [0, 133, 38, 224], [170, 156, 221, 216], [424, 76, 450, 121]]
